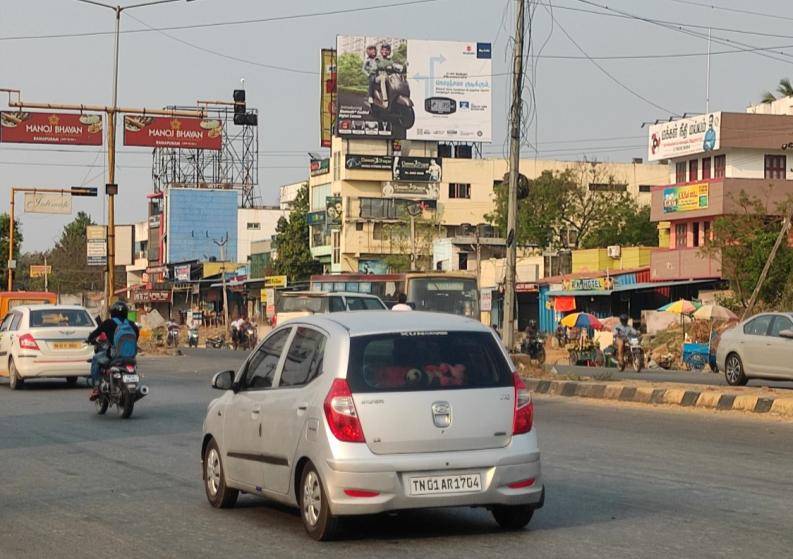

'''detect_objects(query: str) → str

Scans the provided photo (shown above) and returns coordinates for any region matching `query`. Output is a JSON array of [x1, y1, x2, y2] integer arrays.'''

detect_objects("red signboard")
[[0, 111, 103, 145], [123, 115, 222, 150]]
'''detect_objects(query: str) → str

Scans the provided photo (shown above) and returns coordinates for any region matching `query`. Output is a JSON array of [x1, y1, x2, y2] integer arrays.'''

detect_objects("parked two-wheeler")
[[166, 325, 179, 348], [521, 336, 546, 365], [240, 324, 257, 351], [205, 334, 226, 349], [618, 336, 645, 373], [371, 63, 415, 135], [187, 327, 199, 348], [88, 340, 148, 419]]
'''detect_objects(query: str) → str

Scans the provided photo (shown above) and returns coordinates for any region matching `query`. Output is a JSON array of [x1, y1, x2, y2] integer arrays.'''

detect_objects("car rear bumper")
[[321, 442, 543, 516], [14, 354, 91, 377]]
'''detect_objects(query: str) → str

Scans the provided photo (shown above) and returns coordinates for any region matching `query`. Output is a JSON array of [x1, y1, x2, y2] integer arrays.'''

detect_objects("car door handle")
[[251, 406, 261, 418], [297, 403, 308, 414]]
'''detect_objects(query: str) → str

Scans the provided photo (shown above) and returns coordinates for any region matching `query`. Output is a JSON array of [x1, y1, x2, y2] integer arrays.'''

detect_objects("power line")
[[663, 0, 793, 24]]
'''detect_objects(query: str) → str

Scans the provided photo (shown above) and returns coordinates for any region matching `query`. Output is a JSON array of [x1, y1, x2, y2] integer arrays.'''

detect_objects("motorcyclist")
[[230, 316, 245, 349], [374, 43, 395, 105], [613, 314, 638, 366], [363, 44, 379, 104], [87, 300, 139, 401], [521, 319, 539, 355]]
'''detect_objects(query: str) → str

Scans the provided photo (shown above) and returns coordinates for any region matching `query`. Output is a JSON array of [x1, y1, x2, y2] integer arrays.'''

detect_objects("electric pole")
[[213, 235, 230, 333], [503, 0, 525, 351]]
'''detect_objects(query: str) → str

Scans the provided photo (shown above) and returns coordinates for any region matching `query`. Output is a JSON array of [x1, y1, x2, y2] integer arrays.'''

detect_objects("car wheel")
[[204, 438, 238, 508], [8, 359, 24, 390], [492, 504, 535, 530], [65, 377, 78, 386], [724, 353, 748, 386], [299, 462, 341, 541]]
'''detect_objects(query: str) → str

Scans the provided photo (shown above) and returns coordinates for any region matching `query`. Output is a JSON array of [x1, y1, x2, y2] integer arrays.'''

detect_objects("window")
[[770, 315, 793, 337], [639, 185, 652, 193], [458, 252, 469, 270], [10, 313, 22, 331], [0, 314, 13, 332], [329, 297, 346, 312], [448, 183, 471, 199], [702, 157, 711, 180], [675, 223, 688, 248], [703, 221, 711, 245], [246, 222, 261, 230], [244, 329, 291, 390], [346, 296, 386, 311], [689, 159, 698, 182], [764, 155, 786, 179], [692, 222, 700, 247], [331, 230, 341, 265], [355, 222, 364, 231], [714, 154, 726, 178], [29, 309, 93, 328], [743, 315, 773, 336], [675, 162, 686, 183], [372, 222, 387, 240], [279, 327, 326, 388]]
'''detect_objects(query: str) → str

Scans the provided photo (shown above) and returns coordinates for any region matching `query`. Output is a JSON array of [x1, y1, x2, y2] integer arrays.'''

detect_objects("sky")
[[2, 0, 793, 251]]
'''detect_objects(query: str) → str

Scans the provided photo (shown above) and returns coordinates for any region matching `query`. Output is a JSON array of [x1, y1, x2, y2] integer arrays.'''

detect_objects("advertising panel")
[[123, 115, 222, 150], [382, 182, 439, 199], [114, 224, 134, 266], [264, 275, 288, 288], [358, 259, 389, 275], [310, 158, 330, 176], [648, 112, 720, 161], [23, 192, 72, 214], [335, 36, 492, 141], [174, 264, 191, 281], [663, 183, 709, 213], [306, 211, 326, 226], [1, 111, 103, 145], [320, 49, 336, 148], [87, 240, 107, 267], [132, 291, 171, 304], [29, 265, 52, 278], [326, 196, 342, 226], [345, 154, 392, 171], [392, 156, 442, 182]]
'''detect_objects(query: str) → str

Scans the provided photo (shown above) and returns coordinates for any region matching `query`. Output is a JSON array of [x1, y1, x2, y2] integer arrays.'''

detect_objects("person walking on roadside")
[[391, 292, 412, 311]]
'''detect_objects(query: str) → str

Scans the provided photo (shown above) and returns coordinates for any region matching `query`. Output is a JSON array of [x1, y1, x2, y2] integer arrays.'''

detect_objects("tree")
[[271, 184, 321, 283], [761, 77, 793, 103], [48, 211, 104, 294], [581, 204, 658, 248], [0, 213, 23, 288]]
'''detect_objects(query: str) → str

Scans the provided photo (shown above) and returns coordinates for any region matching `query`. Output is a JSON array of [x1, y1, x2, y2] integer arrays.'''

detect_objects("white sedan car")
[[0, 305, 96, 389]]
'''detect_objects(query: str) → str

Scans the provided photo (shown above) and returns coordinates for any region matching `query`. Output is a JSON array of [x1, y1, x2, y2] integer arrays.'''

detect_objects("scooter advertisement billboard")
[[335, 35, 491, 142]]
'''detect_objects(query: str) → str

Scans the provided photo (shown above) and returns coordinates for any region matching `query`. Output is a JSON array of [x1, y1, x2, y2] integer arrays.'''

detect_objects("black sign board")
[[345, 154, 393, 171], [392, 156, 442, 182]]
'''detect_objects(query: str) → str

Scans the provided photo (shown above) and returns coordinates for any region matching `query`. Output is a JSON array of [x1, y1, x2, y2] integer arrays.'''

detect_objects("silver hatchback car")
[[201, 311, 543, 540]]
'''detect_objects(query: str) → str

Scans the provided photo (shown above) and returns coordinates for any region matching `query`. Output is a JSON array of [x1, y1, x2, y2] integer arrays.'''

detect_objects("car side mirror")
[[779, 329, 793, 339], [211, 370, 235, 391]]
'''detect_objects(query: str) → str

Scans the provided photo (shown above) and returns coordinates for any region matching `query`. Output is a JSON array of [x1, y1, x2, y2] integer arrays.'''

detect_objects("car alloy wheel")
[[303, 470, 322, 528], [206, 447, 221, 498], [725, 354, 747, 386]]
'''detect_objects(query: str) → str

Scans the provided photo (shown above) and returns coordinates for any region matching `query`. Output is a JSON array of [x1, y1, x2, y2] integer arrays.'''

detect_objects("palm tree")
[[762, 78, 793, 103]]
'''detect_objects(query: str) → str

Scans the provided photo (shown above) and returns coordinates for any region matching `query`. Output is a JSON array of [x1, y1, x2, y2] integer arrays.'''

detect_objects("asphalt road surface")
[[1, 349, 792, 558]]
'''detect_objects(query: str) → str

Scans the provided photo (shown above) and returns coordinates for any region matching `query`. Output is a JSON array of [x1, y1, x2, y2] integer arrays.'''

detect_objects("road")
[[1, 349, 792, 558]]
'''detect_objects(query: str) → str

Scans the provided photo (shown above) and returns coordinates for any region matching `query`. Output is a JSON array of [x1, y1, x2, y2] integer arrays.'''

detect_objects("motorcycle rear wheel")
[[117, 394, 134, 419], [95, 397, 109, 415], [632, 355, 644, 373]]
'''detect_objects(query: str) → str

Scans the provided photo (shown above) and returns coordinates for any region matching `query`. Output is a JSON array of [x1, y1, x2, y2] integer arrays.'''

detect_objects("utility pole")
[[742, 207, 793, 319], [503, 0, 526, 351], [213, 235, 230, 333], [6, 187, 15, 291]]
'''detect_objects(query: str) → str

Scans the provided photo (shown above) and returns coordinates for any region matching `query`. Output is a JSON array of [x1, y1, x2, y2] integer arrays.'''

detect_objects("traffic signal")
[[70, 187, 98, 197], [233, 89, 246, 115]]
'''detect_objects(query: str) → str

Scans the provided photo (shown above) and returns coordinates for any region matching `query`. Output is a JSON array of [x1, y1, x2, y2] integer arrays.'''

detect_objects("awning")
[[548, 279, 716, 297]]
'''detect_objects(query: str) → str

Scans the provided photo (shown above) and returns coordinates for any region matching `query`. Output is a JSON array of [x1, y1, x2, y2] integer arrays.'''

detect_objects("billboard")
[[648, 112, 720, 161], [335, 36, 492, 141], [320, 49, 336, 148], [123, 115, 222, 150], [1, 111, 103, 145], [663, 183, 709, 214], [392, 156, 442, 182]]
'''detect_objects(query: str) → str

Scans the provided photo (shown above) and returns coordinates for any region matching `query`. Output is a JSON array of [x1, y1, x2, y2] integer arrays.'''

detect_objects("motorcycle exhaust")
[[136, 384, 150, 400]]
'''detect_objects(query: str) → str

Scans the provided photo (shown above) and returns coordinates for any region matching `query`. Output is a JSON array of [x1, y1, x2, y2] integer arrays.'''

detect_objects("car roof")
[[281, 291, 381, 298], [12, 304, 89, 312], [296, 310, 489, 337]]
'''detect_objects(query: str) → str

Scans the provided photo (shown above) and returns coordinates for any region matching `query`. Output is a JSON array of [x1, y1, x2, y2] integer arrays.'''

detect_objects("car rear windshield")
[[29, 309, 94, 328], [277, 296, 325, 313], [346, 297, 386, 311], [346, 331, 513, 393]]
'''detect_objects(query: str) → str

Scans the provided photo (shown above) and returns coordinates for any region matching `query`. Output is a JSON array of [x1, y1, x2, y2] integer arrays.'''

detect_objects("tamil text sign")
[[663, 183, 709, 213], [123, 115, 222, 150], [264, 275, 288, 288], [335, 36, 492, 141], [320, 49, 336, 148], [132, 290, 171, 304], [1, 111, 103, 145], [29, 265, 52, 278], [23, 192, 72, 214], [648, 112, 720, 161]]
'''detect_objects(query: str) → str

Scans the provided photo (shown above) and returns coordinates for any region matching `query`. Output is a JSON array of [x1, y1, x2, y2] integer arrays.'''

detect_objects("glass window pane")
[[770, 316, 793, 337], [279, 327, 326, 387], [245, 329, 290, 390], [744, 316, 773, 336]]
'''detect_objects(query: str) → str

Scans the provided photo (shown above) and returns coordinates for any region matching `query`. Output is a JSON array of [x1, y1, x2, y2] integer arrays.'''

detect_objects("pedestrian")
[[391, 293, 412, 311]]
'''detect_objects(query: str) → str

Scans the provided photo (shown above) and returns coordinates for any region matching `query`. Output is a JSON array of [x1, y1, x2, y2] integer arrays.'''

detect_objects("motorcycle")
[[205, 334, 226, 349], [187, 327, 199, 348], [241, 324, 257, 351], [521, 336, 546, 365], [371, 63, 415, 135], [88, 340, 148, 419], [166, 324, 179, 348], [618, 336, 645, 373]]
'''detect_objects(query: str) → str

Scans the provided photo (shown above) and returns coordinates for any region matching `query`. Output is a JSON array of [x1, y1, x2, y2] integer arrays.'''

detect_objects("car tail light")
[[507, 478, 535, 489], [323, 378, 365, 443], [512, 372, 534, 435], [18, 333, 40, 351], [343, 489, 380, 498]]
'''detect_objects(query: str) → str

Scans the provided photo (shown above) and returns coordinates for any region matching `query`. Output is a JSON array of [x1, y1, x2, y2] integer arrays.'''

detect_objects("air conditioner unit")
[[607, 245, 621, 258]]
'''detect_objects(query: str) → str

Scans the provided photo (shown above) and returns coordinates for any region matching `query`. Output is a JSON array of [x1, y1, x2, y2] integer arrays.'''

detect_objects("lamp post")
[[76, 0, 196, 313]]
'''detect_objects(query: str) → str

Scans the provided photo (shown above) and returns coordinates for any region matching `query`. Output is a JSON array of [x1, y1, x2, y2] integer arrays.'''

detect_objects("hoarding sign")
[[345, 154, 392, 171], [23, 192, 72, 214], [358, 259, 388, 275], [382, 182, 439, 199], [320, 49, 336, 148], [132, 290, 171, 304], [87, 239, 107, 267], [648, 112, 720, 161], [326, 196, 342, 226], [174, 264, 191, 281], [335, 36, 492, 141], [392, 156, 442, 182], [123, 115, 222, 150], [663, 183, 709, 213], [310, 158, 330, 176], [306, 211, 326, 226], [86, 225, 107, 240], [264, 275, 288, 288], [30, 265, 52, 278], [480, 288, 493, 311], [1, 111, 103, 145]]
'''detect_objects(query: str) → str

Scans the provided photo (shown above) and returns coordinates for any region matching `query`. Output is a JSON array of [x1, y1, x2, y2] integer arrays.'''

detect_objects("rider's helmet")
[[529, 319, 537, 328], [110, 300, 129, 321], [619, 313, 629, 326]]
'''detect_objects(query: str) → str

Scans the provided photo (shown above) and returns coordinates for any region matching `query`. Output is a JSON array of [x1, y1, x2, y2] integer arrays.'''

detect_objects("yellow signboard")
[[30, 265, 52, 278], [260, 288, 267, 303], [663, 183, 709, 213], [264, 275, 288, 288]]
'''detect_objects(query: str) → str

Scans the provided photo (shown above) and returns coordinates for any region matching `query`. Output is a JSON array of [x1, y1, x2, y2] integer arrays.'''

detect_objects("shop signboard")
[[345, 154, 392, 171], [23, 192, 72, 214], [335, 36, 492, 141], [132, 290, 171, 304], [264, 275, 288, 288], [480, 288, 492, 312], [663, 183, 709, 213], [648, 112, 720, 161], [565, 277, 615, 291], [392, 156, 442, 182], [1, 111, 103, 145], [123, 115, 222, 150], [382, 181, 439, 200], [29, 265, 52, 278], [174, 264, 191, 281], [310, 158, 330, 176]]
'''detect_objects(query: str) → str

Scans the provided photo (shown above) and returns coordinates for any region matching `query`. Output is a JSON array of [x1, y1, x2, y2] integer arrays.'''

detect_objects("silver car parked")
[[716, 312, 793, 385], [201, 311, 543, 540]]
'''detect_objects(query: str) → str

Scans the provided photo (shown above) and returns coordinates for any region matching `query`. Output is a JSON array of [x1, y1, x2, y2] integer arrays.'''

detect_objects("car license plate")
[[53, 342, 82, 350], [122, 374, 139, 383], [408, 473, 482, 496]]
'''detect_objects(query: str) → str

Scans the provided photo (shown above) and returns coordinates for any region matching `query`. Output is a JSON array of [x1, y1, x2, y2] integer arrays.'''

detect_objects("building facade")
[[236, 206, 286, 263]]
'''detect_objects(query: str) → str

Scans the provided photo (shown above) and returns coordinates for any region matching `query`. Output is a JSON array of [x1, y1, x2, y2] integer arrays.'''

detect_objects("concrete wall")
[[572, 247, 652, 273], [166, 188, 238, 264], [237, 207, 285, 263]]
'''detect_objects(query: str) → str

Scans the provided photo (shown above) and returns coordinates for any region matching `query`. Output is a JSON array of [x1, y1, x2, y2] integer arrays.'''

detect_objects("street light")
[[75, 0, 195, 313]]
